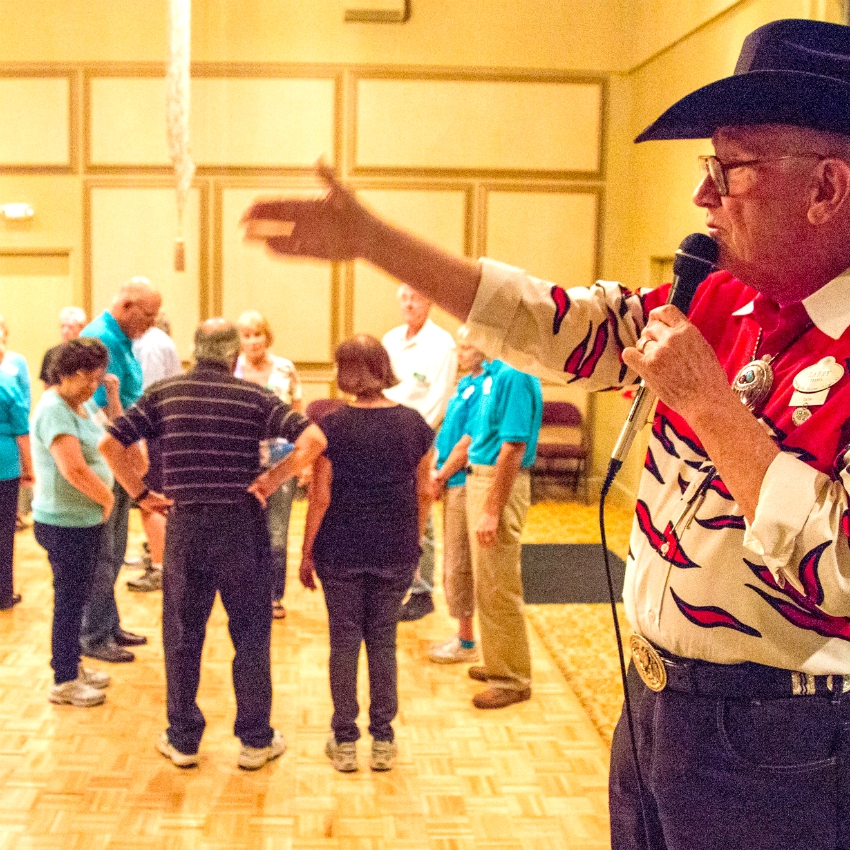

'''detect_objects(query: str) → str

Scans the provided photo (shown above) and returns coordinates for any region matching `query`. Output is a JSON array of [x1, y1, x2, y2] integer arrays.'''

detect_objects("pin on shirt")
[[789, 356, 845, 425]]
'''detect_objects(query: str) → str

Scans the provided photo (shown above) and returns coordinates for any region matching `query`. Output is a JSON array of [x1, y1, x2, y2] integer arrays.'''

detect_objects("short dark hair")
[[194, 321, 240, 363], [335, 334, 398, 396], [50, 338, 109, 382]]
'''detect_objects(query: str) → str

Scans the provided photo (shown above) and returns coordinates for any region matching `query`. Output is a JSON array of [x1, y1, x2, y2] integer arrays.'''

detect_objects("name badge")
[[483, 376, 493, 394], [462, 385, 475, 400], [792, 356, 844, 394]]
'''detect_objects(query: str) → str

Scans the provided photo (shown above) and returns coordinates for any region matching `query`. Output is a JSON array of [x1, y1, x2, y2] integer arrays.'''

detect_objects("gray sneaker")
[[50, 678, 106, 707], [325, 736, 357, 772], [127, 566, 162, 593], [77, 663, 110, 689], [428, 635, 479, 664], [238, 729, 286, 770], [156, 731, 199, 768], [370, 739, 397, 772]]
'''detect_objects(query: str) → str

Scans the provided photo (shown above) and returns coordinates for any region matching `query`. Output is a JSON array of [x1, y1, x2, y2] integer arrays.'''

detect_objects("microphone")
[[605, 233, 719, 490]]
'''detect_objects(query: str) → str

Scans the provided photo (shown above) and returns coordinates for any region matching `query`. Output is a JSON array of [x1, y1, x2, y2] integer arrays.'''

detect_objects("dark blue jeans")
[[610, 663, 850, 850], [162, 500, 273, 754], [80, 480, 131, 650], [0, 476, 20, 606], [319, 567, 413, 743], [35, 522, 103, 684], [266, 477, 295, 602]]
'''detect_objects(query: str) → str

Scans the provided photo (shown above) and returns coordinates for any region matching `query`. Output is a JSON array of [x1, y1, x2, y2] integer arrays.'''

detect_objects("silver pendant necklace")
[[732, 323, 813, 414]]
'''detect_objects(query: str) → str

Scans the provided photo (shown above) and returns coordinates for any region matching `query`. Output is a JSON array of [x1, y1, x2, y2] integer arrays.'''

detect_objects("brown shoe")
[[467, 665, 488, 682], [472, 687, 531, 709]]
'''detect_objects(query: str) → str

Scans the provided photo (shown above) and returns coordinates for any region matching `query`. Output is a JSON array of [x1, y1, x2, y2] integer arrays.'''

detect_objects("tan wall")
[[0, 0, 845, 498]]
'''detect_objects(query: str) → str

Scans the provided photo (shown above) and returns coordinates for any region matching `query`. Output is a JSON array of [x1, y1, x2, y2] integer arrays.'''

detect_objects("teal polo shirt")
[[82, 311, 143, 410], [467, 360, 542, 469], [435, 369, 487, 489]]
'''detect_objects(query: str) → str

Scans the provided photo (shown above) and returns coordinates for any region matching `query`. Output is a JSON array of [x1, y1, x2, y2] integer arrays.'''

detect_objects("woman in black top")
[[301, 335, 433, 773]]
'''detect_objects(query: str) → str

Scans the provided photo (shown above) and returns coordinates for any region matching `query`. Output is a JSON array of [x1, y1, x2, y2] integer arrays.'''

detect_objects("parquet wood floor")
[[0, 502, 615, 849]]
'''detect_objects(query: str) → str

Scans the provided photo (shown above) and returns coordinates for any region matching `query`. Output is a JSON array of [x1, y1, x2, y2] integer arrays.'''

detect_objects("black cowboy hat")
[[636, 19, 850, 142]]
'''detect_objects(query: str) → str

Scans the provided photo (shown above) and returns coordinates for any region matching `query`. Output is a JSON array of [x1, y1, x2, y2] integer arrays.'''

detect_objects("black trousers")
[[0, 476, 19, 606], [319, 567, 414, 743], [162, 500, 273, 753], [610, 663, 850, 850], [34, 522, 103, 683]]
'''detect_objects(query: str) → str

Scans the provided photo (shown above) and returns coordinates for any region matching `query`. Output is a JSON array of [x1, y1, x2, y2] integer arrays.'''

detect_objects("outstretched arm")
[[242, 163, 481, 322]]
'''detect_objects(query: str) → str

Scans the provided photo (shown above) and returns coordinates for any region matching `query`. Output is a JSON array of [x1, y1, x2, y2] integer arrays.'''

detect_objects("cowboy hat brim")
[[635, 70, 850, 142]]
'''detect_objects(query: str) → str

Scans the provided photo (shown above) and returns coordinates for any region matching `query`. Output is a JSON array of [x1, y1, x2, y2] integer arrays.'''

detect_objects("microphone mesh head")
[[669, 233, 719, 314]]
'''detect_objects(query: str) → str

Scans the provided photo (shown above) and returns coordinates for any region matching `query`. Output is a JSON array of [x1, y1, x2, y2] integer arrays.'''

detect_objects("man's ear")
[[808, 158, 850, 225]]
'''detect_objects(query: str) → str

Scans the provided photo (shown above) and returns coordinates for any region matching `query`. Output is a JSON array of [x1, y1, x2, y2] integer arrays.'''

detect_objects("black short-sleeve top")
[[313, 404, 434, 573]]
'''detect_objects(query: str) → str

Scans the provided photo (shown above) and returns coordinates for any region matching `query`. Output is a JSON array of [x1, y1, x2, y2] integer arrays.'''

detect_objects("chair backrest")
[[541, 401, 582, 428], [306, 398, 346, 424]]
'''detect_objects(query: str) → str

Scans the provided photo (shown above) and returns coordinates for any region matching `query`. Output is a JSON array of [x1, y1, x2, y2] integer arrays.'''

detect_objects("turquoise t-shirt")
[[83, 311, 143, 411], [435, 369, 487, 488], [0, 371, 29, 481], [31, 391, 114, 527], [467, 360, 543, 469]]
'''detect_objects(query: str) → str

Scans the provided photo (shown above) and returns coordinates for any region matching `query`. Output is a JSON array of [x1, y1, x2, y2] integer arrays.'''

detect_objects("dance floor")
[[0, 497, 633, 849]]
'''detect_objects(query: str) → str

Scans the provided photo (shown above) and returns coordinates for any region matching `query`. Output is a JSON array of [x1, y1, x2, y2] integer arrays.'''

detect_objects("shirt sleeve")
[[465, 258, 650, 390], [35, 399, 78, 448], [495, 371, 537, 445], [744, 448, 850, 616], [265, 397, 310, 443], [108, 397, 155, 446]]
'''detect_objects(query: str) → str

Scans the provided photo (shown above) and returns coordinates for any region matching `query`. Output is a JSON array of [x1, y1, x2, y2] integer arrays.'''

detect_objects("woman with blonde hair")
[[300, 334, 433, 773], [235, 310, 303, 619]]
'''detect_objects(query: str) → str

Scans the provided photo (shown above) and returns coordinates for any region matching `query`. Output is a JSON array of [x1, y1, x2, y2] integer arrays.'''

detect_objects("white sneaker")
[[428, 635, 479, 664], [49, 678, 106, 707], [78, 663, 110, 689], [325, 736, 357, 772], [238, 729, 286, 770], [156, 731, 199, 768], [370, 739, 397, 772]]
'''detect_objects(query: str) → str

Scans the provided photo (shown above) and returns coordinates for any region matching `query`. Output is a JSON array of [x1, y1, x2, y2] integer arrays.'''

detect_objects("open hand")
[[241, 162, 371, 262]]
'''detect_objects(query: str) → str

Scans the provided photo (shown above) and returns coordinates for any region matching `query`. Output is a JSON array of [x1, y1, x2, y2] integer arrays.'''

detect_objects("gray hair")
[[193, 319, 240, 364], [59, 306, 87, 326]]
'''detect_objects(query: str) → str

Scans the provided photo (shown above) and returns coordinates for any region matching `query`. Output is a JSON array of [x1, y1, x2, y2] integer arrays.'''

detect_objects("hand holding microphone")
[[606, 234, 719, 487]]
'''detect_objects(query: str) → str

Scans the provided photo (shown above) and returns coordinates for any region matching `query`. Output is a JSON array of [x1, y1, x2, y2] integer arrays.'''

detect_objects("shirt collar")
[[730, 270, 850, 341]]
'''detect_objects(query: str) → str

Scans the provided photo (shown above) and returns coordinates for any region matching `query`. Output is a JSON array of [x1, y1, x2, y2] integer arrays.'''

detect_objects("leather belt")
[[629, 634, 850, 699]]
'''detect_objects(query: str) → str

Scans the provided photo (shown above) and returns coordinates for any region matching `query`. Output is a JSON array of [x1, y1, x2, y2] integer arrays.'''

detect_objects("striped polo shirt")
[[108, 360, 309, 505]]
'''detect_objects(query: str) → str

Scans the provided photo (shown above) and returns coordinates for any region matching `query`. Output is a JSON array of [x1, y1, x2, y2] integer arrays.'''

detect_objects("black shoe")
[[114, 628, 148, 647], [82, 641, 135, 663], [127, 567, 161, 592], [398, 593, 435, 622], [0, 593, 21, 610]]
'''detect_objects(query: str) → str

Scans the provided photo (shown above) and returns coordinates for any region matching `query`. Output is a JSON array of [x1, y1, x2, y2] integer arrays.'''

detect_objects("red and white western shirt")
[[467, 258, 850, 674]]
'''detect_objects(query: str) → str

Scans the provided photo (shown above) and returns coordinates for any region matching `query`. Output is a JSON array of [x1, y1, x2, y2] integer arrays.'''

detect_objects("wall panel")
[[0, 251, 72, 407], [352, 188, 468, 340], [0, 77, 71, 168], [355, 77, 602, 175], [220, 187, 335, 363], [484, 189, 599, 289], [89, 76, 338, 168], [88, 185, 203, 359]]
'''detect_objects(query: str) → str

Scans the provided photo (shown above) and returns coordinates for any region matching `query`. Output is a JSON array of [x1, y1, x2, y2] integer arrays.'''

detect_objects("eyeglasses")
[[697, 153, 827, 196]]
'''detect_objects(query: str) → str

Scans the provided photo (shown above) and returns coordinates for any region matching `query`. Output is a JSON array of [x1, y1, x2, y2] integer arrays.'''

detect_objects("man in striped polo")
[[99, 319, 326, 770]]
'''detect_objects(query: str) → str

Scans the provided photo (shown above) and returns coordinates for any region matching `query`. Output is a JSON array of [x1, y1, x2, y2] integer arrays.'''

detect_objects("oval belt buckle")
[[630, 634, 667, 692]]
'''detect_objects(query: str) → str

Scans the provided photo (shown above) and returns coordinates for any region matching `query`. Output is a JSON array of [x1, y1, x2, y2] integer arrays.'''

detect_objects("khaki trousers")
[[465, 464, 531, 691], [442, 485, 474, 620]]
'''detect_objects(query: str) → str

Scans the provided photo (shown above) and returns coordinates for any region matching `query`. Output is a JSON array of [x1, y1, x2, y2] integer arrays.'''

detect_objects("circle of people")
[[1, 279, 542, 774]]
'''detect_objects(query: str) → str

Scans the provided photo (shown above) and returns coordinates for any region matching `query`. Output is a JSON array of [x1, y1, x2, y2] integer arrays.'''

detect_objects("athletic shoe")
[[78, 664, 110, 689], [397, 592, 435, 621], [428, 635, 479, 664], [238, 729, 286, 770], [156, 731, 199, 768], [127, 566, 162, 592], [325, 736, 357, 772], [370, 739, 397, 772], [50, 678, 106, 707]]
